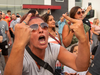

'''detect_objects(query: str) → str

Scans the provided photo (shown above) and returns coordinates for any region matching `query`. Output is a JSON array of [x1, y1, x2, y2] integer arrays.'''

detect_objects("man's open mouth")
[[38, 35, 46, 44]]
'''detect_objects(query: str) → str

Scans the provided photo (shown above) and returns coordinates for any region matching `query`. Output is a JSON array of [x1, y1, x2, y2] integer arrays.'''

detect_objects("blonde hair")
[[93, 18, 98, 25]]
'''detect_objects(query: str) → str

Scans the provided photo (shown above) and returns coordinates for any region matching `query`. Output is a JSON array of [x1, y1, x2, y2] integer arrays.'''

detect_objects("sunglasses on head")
[[0, 13, 2, 15], [77, 11, 85, 15], [30, 22, 48, 31]]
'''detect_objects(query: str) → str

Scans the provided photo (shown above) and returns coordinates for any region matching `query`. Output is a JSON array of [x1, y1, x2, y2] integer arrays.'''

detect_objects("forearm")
[[82, 10, 89, 19], [4, 41, 25, 75], [76, 37, 90, 71], [11, 28, 14, 34], [93, 31, 99, 35], [63, 31, 73, 47], [6, 31, 12, 41]]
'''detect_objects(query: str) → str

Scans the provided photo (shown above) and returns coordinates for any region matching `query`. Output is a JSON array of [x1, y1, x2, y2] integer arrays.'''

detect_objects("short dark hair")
[[70, 6, 81, 19], [7, 10, 11, 13], [41, 13, 51, 23]]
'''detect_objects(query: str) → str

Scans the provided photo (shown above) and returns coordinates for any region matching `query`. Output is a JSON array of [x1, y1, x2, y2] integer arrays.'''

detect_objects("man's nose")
[[38, 25, 43, 33]]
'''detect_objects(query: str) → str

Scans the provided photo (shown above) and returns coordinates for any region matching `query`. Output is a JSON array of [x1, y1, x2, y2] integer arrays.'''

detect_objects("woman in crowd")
[[62, 6, 90, 48], [91, 18, 100, 51], [41, 13, 61, 73], [42, 13, 61, 45]]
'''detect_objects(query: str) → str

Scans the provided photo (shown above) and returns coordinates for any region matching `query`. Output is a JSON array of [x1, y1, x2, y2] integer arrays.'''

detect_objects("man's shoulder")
[[0, 20, 7, 24]]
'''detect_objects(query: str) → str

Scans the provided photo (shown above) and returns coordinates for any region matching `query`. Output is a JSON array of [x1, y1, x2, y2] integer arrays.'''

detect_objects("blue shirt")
[[58, 19, 66, 34]]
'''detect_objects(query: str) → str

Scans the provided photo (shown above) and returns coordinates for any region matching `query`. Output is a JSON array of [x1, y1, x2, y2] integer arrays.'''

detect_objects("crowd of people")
[[0, 4, 100, 75]]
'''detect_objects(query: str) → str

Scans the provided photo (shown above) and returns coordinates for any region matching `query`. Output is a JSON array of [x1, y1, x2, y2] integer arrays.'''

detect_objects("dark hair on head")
[[12, 13, 15, 15], [27, 9, 36, 14], [20, 9, 41, 23], [70, 44, 78, 53], [70, 6, 81, 19], [16, 15, 20, 18], [41, 13, 51, 23], [7, 10, 11, 13], [41, 13, 55, 32]]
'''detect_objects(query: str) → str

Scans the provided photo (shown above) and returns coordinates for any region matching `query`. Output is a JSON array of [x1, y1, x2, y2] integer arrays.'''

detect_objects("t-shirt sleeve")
[[83, 23, 90, 33], [10, 21, 13, 28], [5, 21, 8, 31], [50, 43, 60, 61], [92, 25, 95, 28], [22, 51, 29, 74]]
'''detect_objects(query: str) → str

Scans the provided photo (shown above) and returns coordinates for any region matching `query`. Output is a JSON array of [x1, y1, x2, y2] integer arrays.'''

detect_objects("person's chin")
[[38, 44, 48, 50]]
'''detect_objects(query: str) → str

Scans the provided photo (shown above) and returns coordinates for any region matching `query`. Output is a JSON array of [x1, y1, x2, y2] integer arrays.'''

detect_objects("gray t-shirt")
[[22, 43, 60, 75], [0, 21, 8, 42], [10, 18, 19, 31]]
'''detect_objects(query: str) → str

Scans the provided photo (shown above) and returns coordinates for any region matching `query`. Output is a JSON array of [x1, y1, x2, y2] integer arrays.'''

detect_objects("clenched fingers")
[[62, 14, 79, 23]]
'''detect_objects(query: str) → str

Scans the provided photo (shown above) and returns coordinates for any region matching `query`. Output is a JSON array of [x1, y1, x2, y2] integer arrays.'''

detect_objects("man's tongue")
[[39, 38, 45, 44]]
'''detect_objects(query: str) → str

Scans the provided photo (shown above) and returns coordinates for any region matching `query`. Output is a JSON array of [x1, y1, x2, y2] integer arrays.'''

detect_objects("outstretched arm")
[[58, 14, 90, 71], [4, 13, 32, 75], [62, 25, 73, 47], [82, 5, 92, 19]]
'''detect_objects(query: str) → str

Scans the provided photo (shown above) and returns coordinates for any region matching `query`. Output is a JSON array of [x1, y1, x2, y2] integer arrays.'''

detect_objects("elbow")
[[76, 63, 89, 72], [76, 66, 89, 72], [62, 39, 71, 47]]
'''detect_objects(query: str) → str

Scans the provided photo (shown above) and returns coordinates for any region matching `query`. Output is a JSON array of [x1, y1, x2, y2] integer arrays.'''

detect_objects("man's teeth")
[[40, 41, 45, 43]]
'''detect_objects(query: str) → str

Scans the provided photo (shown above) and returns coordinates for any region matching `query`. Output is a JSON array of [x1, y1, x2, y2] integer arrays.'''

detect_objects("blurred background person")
[[0, 11, 12, 64], [5, 10, 13, 39], [10, 13, 20, 41], [58, 13, 67, 45], [91, 18, 100, 51], [42, 13, 61, 74], [2, 12, 11, 29], [16, 13, 21, 18], [6, 10, 11, 18]]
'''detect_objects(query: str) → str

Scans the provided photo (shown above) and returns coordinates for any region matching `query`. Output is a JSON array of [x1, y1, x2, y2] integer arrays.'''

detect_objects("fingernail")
[[29, 13, 32, 15]]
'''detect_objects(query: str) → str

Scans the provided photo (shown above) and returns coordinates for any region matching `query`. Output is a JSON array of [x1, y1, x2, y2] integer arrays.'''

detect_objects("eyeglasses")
[[30, 22, 48, 31], [77, 11, 85, 15], [0, 13, 2, 15]]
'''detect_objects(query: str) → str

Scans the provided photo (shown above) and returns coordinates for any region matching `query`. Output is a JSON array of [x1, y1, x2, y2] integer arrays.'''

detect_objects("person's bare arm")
[[82, 6, 92, 19], [6, 30, 12, 45], [62, 25, 73, 47], [4, 13, 32, 75], [92, 27, 99, 35], [58, 14, 90, 71], [10, 28, 14, 34], [0, 36, 3, 43]]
